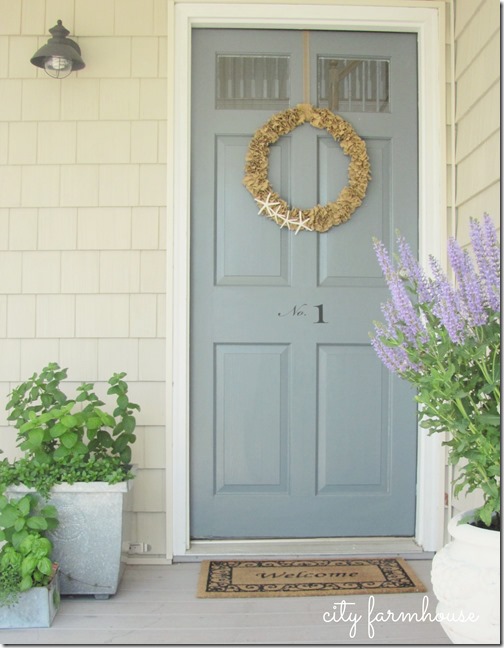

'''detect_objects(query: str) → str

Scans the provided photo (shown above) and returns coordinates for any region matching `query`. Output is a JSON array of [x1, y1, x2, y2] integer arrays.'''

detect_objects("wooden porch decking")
[[0, 560, 451, 645]]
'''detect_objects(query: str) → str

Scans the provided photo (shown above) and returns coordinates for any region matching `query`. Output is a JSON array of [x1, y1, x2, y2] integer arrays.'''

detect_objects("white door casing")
[[168, 1, 447, 558]]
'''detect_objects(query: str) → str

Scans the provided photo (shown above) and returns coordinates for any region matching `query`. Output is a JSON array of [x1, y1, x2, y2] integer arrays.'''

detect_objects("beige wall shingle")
[[38, 208, 78, 249], [36, 294, 75, 337], [61, 250, 100, 293], [75, 294, 130, 337], [9, 208, 38, 249], [21, 0, 45, 35], [78, 207, 132, 249], [38, 122, 77, 164], [7, 294, 36, 337], [0, 81, 22, 120]]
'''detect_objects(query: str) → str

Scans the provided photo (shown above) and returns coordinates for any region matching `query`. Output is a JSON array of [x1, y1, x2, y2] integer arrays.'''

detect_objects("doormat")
[[197, 558, 426, 598]]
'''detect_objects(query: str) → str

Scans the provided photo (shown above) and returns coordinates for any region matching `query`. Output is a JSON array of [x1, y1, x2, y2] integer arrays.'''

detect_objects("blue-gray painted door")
[[190, 29, 418, 538]]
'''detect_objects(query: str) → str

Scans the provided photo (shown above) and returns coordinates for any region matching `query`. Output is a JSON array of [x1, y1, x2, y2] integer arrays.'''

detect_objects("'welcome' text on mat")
[[198, 558, 426, 598]]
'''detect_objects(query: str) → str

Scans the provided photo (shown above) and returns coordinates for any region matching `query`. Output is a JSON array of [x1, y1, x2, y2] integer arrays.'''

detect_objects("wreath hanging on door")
[[243, 104, 371, 233]]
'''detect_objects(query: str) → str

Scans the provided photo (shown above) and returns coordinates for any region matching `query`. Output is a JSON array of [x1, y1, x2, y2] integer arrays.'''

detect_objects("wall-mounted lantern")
[[30, 20, 85, 79]]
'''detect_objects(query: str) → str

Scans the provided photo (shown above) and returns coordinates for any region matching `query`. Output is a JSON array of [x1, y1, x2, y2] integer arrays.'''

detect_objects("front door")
[[190, 29, 418, 539]]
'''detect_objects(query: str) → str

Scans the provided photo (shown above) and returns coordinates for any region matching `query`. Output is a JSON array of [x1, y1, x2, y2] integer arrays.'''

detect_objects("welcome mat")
[[198, 558, 426, 598]]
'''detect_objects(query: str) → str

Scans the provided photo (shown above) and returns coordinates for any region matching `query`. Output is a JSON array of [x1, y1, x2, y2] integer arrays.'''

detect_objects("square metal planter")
[[8, 480, 134, 598], [0, 567, 60, 628]]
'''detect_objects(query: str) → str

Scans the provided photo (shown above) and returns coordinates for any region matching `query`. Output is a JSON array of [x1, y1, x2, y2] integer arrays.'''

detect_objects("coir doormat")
[[198, 558, 426, 598]]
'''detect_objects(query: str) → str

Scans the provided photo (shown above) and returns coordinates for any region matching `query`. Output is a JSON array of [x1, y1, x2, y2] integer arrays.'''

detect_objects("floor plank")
[[0, 560, 451, 645]]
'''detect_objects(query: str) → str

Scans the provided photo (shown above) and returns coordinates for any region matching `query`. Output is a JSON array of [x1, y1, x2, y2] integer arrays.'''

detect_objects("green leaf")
[[40, 394, 53, 408], [11, 529, 29, 548], [45, 517, 59, 531], [53, 445, 71, 459], [478, 414, 501, 425], [19, 574, 33, 592], [86, 417, 102, 430], [60, 430, 78, 449], [49, 422, 68, 438], [0, 505, 19, 528], [124, 415, 136, 433], [98, 411, 116, 428], [27, 516, 48, 531], [21, 555, 37, 577], [40, 505, 58, 519], [61, 415, 78, 428], [117, 394, 129, 409], [113, 434, 130, 453], [120, 447, 132, 464], [19, 419, 36, 434], [17, 495, 32, 517], [97, 429, 113, 448], [37, 557, 53, 576], [14, 518, 25, 532], [27, 427, 45, 448], [36, 537, 52, 554]]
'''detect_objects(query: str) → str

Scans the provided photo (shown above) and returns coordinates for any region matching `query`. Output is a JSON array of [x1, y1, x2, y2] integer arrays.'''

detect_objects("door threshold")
[[175, 537, 431, 562]]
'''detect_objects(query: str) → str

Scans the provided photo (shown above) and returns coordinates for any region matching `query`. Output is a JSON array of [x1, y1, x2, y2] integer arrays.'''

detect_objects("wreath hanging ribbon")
[[243, 103, 371, 233]]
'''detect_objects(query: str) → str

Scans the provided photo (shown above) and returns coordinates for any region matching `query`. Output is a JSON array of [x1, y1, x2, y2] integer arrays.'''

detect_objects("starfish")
[[255, 193, 280, 215], [292, 212, 312, 234], [272, 208, 292, 229]]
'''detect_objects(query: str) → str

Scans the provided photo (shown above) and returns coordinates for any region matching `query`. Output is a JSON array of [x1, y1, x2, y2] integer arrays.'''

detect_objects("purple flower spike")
[[429, 255, 466, 344], [373, 238, 427, 346], [447, 238, 487, 327], [471, 215, 500, 311], [397, 235, 432, 304]]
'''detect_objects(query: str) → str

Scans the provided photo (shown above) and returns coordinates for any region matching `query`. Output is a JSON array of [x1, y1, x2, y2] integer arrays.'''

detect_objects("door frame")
[[168, 0, 447, 558]]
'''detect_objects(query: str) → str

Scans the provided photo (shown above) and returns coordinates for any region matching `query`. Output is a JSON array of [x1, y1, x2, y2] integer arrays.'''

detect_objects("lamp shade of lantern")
[[30, 20, 85, 79]]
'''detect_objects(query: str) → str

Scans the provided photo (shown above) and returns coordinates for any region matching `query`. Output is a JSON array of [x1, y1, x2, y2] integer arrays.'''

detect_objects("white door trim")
[[169, 1, 447, 558]]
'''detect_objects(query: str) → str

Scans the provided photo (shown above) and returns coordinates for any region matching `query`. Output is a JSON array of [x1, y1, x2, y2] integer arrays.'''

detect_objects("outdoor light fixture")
[[30, 20, 85, 79]]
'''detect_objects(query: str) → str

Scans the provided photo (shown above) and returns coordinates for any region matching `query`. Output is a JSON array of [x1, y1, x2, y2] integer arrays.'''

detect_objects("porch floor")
[[0, 560, 451, 645]]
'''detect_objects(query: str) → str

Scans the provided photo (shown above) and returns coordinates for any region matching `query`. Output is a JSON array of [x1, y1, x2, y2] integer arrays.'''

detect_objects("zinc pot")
[[431, 508, 500, 644], [0, 565, 60, 628], [8, 479, 134, 599]]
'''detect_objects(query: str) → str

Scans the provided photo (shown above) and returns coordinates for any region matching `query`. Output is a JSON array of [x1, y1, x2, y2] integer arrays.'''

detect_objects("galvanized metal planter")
[[8, 479, 134, 599], [0, 567, 60, 628]]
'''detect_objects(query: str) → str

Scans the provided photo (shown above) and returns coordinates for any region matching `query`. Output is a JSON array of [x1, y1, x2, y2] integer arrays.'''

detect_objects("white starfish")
[[292, 212, 312, 234], [271, 208, 292, 229], [255, 193, 280, 215]]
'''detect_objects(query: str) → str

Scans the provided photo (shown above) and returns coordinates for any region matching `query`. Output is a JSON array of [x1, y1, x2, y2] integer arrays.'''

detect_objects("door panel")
[[316, 344, 386, 492], [318, 138, 390, 285], [190, 28, 418, 539], [215, 344, 289, 493], [215, 136, 290, 285]]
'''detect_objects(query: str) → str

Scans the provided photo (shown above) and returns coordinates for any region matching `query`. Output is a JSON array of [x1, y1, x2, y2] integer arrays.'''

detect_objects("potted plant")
[[0, 492, 60, 628], [370, 214, 500, 644], [0, 364, 140, 599]]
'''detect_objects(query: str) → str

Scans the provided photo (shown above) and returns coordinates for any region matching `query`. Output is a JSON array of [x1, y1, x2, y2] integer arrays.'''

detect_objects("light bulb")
[[44, 55, 72, 79]]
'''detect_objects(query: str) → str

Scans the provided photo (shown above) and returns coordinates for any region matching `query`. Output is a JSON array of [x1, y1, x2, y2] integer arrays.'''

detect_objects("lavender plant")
[[371, 215, 500, 529]]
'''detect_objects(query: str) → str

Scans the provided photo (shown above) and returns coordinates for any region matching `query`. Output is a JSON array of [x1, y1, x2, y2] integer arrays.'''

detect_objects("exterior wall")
[[0, 0, 168, 560], [450, 0, 500, 515], [0, 0, 498, 558], [454, 0, 500, 243]]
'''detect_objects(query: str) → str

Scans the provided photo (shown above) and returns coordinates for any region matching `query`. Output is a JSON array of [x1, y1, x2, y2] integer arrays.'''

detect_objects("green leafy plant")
[[370, 216, 500, 529], [0, 493, 58, 606], [0, 363, 140, 497]]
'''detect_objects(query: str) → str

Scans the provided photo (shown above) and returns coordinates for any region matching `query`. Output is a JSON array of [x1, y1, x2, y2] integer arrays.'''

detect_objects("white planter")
[[0, 566, 60, 628], [8, 479, 134, 599], [431, 509, 500, 644]]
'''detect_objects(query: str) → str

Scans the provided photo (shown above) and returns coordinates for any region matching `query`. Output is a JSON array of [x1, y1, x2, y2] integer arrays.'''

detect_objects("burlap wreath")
[[243, 104, 371, 233]]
